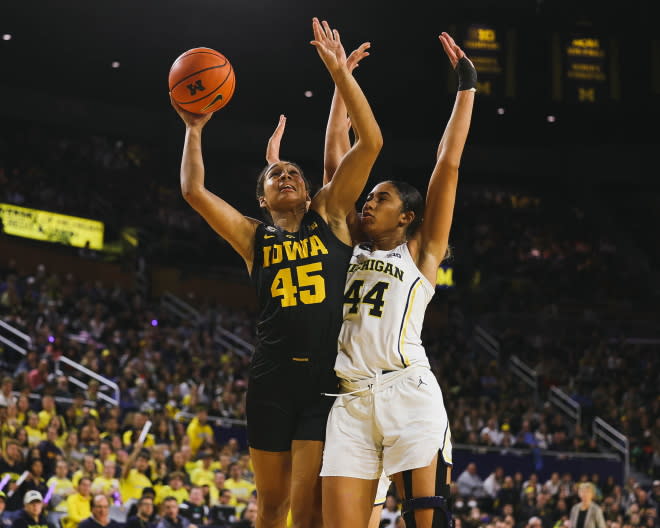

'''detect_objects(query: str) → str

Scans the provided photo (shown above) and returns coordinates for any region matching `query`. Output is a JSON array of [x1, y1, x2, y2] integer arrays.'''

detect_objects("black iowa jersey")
[[250, 209, 352, 378]]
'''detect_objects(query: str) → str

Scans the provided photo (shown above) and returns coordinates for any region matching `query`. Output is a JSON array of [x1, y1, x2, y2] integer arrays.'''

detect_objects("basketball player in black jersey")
[[171, 18, 382, 528]]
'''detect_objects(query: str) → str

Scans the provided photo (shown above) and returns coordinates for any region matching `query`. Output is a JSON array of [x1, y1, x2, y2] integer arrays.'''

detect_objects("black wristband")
[[456, 57, 477, 92]]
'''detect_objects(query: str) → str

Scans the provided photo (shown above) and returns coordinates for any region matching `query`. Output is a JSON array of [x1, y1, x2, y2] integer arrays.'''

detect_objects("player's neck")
[[270, 205, 306, 233], [369, 233, 406, 252]]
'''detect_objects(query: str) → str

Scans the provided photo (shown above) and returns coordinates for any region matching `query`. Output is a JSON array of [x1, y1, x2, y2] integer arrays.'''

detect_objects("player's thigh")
[[323, 476, 378, 528]]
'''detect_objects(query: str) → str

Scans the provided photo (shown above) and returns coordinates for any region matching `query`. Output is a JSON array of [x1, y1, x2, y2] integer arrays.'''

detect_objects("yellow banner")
[[0, 203, 104, 250]]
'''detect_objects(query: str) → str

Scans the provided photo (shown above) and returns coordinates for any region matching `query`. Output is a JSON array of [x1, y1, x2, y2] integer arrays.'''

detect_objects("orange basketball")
[[169, 47, 236, 114]]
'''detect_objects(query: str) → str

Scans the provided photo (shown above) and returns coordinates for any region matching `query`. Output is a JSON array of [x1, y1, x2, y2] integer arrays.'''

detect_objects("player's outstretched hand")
[[311, 17, 348, 75], [347, 42, 371, 73], [439, 32, 477, 91], [266, 114, 287, 164]]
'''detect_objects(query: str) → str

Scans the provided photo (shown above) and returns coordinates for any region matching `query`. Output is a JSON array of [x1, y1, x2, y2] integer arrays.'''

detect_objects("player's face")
[[261, 162, 308, 211], [360, 182, 407, 237]]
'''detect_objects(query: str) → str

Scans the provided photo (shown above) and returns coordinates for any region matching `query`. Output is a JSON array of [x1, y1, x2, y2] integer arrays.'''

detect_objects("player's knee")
[[402, 494, 453, 528], [401, 462, 453, 528], [258, 490, 290, 520]]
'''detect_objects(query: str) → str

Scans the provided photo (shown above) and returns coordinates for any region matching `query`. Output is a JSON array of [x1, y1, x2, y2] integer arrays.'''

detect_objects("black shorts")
[[246, 360, 337, 451]]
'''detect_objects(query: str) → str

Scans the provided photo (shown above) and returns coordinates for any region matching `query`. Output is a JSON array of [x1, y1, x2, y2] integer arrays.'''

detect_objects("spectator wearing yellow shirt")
[[185, 407, 214, 456], [224, 463, 255, 514], [120, 441, 153, 503], [37, 395, 60, 430], [24, 412, 45, 447], [189, 451, 215, 487], [72, 454, 98, 487], [91, 459, 120, 498], [46, 460, 75, 513], [63, 476, 92, 528], [122, 411, 155, 448], [155, 472, 189, 505]]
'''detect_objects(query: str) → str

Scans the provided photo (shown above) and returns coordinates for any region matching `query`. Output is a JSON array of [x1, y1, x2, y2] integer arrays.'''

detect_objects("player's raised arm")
[[409, 32, 476, 284], [323, 42, 370, 186], [310, 18, 382, 224], [171, 96, 259, 272]]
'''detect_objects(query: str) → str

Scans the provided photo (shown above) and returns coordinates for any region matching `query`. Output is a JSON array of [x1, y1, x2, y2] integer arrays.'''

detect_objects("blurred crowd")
[[1, 120, 659, 528]]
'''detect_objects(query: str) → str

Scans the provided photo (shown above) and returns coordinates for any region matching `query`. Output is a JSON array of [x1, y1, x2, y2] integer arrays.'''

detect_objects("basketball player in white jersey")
[[319, 32, 477, 528]]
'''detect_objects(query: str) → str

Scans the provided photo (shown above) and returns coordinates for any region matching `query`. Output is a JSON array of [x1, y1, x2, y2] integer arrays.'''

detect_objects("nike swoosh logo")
[[264, 235, 275, 239], [200, 93, 223, 112]]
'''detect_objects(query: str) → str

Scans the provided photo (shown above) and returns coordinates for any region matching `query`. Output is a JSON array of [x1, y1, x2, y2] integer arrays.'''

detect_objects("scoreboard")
[[552, 26, 620, 103]]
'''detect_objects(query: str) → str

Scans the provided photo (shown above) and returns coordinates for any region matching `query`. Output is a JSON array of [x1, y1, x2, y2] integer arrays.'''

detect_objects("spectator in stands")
[[78, 494, 122, 528], [543, 472, 561, 497], [27, 359, 51, 392], [526, 516, 543, 528], [0, 491, 10, 528], [120, 441, 153, 503], [224, 463, 255, 512], [230, 499, 256, 528], [481, 418, 503, 446], [496, 476, 520, 513], [91, 459, 120, 498], [122, 412, 155, 449], [209, 489, 236, 527], [61, 430, 84, 471], [0, 378, 16, 408], [63, 476, 92, 528], [190, 451, 214, 488], [36, 425, 62, 479], [155, 472, 189, 505], [73, 454, 98, 488], [125, 495, 158, 528], [569, 483, 606, 528], [23, 413, 44, 448], [8, 456, 48, 511], [0, 440, 25, 482], [45, 460, 75, 513], [156, 497, 197, 528], [484, 466, 505, 501], [186, 406, 214, 457], [10, 490, 53, 528], [457, 462, 487, 499], [179, 486, 208, 526], [519, 487, 539, 528], [126, 488, 156, 520]]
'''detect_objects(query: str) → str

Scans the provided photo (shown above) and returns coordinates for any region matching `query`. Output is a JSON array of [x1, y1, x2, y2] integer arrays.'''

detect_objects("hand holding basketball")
[[168, 47, 236, 115], [170, 93, 214, 129]]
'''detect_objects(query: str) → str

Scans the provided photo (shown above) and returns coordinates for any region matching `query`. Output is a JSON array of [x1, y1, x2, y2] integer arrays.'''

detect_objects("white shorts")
[[321, 365, 452, 480], [374, 471, 391, 505]]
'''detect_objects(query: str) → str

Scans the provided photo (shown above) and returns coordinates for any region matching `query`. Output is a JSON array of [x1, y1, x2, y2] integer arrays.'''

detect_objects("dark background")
[[2, 0, 659, 217]]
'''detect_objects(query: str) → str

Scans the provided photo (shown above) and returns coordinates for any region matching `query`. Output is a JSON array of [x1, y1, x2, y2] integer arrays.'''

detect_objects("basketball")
[[169, 47, 236, 114]]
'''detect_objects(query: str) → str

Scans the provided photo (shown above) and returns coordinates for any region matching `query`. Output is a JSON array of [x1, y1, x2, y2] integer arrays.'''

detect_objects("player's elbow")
[[181, 184, 204, 205], [357, 131, 383, 157], [435, 157, 460, 177]]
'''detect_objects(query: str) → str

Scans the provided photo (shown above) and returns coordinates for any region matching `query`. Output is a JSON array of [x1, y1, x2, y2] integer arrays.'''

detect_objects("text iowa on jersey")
[[262, 235, 329, 268]]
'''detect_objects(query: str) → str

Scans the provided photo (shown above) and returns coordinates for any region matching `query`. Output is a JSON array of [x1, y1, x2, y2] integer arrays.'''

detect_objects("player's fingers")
[[312, 17, 323, 41], [321, 20, 332, 39]]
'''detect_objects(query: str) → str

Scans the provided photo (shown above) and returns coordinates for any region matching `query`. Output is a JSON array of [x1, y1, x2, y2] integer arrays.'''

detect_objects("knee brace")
[[401, 458, 453, 528]]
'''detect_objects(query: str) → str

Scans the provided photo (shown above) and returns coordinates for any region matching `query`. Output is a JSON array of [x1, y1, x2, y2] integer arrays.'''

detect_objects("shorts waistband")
[[338, 364, 429, 394]]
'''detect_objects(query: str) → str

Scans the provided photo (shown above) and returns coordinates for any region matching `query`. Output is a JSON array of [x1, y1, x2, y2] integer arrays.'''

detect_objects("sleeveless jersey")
[[335, 242, 435, 381], [250, 210, 353, 381]]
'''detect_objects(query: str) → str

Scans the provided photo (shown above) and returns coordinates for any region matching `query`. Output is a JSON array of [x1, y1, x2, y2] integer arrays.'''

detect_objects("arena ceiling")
[[0, 0, 658, 164]]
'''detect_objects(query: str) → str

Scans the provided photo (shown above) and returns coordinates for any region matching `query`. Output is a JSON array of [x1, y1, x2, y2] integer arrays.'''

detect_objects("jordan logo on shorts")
[[417, 376, 427, 389]]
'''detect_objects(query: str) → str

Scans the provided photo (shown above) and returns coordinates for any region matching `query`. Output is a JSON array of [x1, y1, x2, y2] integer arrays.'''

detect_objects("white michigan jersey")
[[335, 242, 435, 381]]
